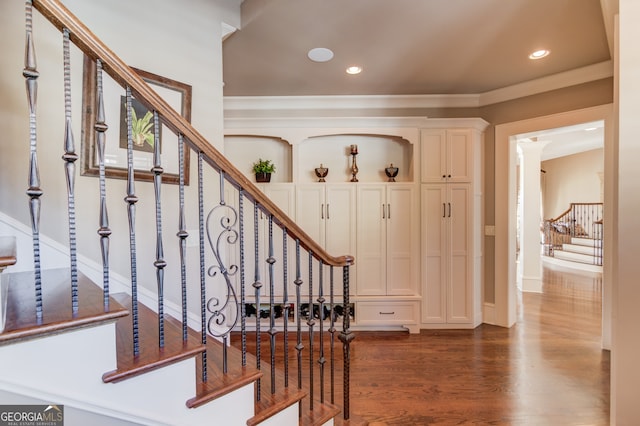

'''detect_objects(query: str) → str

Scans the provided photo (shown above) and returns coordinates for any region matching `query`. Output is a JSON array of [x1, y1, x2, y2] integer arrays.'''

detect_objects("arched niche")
[[224, 135, 293, 183], [297, 133, 414, 183]]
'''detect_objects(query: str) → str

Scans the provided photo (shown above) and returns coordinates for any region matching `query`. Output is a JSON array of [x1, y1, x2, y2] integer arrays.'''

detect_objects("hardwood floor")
[[345, 264, 608, 425], [233, 263, 608, 425]]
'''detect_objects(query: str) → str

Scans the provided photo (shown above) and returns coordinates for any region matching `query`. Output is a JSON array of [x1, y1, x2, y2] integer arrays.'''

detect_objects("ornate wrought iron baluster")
[[253, 203, 262, 399], [282, 228, 289, 387], [152, 111, 166, 347], [339, 265, 355, 420], [318, 259, 326, 403], [62, 28, 79, 314], [198, 152, 207, 381], [239, 189, 247, 366], [329, 266, 336, 404], [125, 87, 140, 356], [267, 215, 277, 394], [294, 240, 304, 390], [24, 0, 43, 321], [177, 134, 189, 341], [94, 59, 111, 308], [205, 172, 240, 374], [307, 251, 315, 410]]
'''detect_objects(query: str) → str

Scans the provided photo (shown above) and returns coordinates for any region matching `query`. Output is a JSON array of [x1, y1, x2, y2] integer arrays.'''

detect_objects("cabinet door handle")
[[448, 202, 452, 217], [382, 204, 386, 219], [443, 203, 446, 218], [327, 203, 330, 219], [379, 311, 395, 315], [387, 203, 391, 219], [321, 203, 324, 220]]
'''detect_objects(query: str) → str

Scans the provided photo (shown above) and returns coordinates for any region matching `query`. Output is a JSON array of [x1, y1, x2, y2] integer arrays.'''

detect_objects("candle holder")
[[350, 152, 359, 182]]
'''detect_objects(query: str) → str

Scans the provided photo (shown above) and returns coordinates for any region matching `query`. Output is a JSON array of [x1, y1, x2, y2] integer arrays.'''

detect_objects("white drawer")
[[356, 301, 419, 325]]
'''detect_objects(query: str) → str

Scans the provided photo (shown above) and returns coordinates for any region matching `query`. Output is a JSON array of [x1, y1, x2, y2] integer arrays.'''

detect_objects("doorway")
[[493, 104, 613, 349]]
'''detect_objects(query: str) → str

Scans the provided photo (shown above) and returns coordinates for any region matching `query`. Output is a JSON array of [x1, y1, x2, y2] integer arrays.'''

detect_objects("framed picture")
[[81, 56, 191, 185]]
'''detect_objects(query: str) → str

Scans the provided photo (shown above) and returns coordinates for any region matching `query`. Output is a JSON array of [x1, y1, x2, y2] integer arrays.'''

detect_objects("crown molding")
[[223, 61, 613, 114]]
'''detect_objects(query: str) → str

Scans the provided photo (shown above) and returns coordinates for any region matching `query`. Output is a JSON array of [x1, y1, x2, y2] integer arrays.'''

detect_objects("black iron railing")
[[21, 0, 354, 421], [543, 202, 603, 266]]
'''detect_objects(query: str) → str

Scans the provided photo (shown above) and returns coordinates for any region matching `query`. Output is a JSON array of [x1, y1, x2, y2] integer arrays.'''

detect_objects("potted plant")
[[252, 158, 276, 182]]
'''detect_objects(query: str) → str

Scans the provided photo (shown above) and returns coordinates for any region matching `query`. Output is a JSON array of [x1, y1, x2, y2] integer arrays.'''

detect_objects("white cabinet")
[[420, 125, 483, 328], [421, 183, 475, 324], [296, 184, 356, 296], [421, 129, 473, 183], [356, 184, 419, 296]]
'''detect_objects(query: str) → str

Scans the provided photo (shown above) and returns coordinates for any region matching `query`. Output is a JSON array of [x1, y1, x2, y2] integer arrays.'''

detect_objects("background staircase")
[[552, 236, 603, 265]]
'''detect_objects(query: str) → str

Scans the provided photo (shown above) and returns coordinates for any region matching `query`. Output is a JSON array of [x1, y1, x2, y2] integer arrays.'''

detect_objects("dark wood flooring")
[[234, 263, 609, 425]]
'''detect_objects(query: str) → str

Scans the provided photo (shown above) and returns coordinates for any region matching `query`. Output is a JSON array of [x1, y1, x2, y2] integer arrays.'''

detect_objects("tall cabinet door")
[[421, 184, 447, 323], [296, 184, 356, 297], [357, 184, 387, 296], [447, 183, 471, 323], [325, 185, 357, 296], [386, 185, 419, 295]]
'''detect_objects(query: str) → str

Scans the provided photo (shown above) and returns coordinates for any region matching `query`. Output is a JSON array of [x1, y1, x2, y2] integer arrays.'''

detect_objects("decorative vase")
[[385, 164, 399, 182], [255, 172, 271, 183], [314, 164, 328, 182]]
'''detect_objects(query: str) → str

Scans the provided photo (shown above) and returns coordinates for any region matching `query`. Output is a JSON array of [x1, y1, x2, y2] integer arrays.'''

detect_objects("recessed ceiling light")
[[308, 47, 334, 63], [529, 49, 550, 60], [584, 127, 598, 131], [346, 66, 362, 75]]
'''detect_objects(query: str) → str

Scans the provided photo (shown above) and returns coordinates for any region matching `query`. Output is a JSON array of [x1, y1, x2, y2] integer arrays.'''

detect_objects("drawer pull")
[[379, 311, 395, 315]]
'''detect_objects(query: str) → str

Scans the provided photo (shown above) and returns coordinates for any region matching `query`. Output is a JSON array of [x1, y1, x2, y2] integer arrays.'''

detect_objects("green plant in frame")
[[131, 108, 154, 148]]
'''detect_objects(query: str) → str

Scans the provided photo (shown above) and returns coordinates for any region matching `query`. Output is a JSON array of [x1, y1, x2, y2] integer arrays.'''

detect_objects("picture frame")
[[81, 56, 191, 185]]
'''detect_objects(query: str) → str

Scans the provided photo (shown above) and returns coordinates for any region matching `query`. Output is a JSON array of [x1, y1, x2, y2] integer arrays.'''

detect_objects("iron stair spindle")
[[62, 28, 79, 315], [307, 250, 315, 410], [197, 151, 208, 382], [318, 259, 326, 404], [294, 240, 304, 390], [152, 110, 166, 348], [329, 266, 336, 405], [125, 87, 140, 356], [267, 215, 277, 394], [253, 203, 262, 399], [177, 134, 189, 341], [24, 0, 43, 321], [282, 228, 289, 387], [239, 189, 247, 366], [339, 265, 355, 421], [94, 59, 111, 308]]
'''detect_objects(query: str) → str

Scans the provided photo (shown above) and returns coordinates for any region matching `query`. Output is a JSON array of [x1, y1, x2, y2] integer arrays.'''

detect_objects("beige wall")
[[0, 0, 237, 314], [541, 148, 604, 219]]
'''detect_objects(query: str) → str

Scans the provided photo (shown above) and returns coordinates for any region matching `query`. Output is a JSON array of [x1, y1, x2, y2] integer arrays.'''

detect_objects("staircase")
[[0, 0, 354, 424], [552, 237, 603, 265]]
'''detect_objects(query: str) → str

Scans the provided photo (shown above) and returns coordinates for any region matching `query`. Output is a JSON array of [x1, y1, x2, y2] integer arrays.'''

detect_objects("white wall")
[[541, 148, 604, 219], [0, 0, 239, 325], [613, 1, 640, 424]]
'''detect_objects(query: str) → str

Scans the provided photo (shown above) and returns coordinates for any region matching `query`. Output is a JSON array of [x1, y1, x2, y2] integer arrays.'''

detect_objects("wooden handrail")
[[546, 202, 604, 223], [0, 236, 17, 271], [33, 0, 353, 268]]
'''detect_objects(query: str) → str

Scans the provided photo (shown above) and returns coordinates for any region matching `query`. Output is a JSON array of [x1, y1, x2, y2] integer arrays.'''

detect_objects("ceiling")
[[222, 0, 615, 98]]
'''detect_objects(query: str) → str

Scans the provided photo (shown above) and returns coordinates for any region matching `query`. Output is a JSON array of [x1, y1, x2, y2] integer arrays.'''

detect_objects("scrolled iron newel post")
[[338, 264, 356, 420]]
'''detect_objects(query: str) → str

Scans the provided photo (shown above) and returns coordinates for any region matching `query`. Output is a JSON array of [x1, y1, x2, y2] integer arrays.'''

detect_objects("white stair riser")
[[554, 250, 598, 264], [0, 324, 256, 426], [562, 243, 602, 255], [571, 237, 602, 247]]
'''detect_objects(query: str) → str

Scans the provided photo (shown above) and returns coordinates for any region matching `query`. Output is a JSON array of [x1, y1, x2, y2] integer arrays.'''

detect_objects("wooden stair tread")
[[102, 292, 204, 383], [248, 371, 307, 426], [187, 336, 262, 408], [0, 268, 128, 345], [0, 236, 17, 270]]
